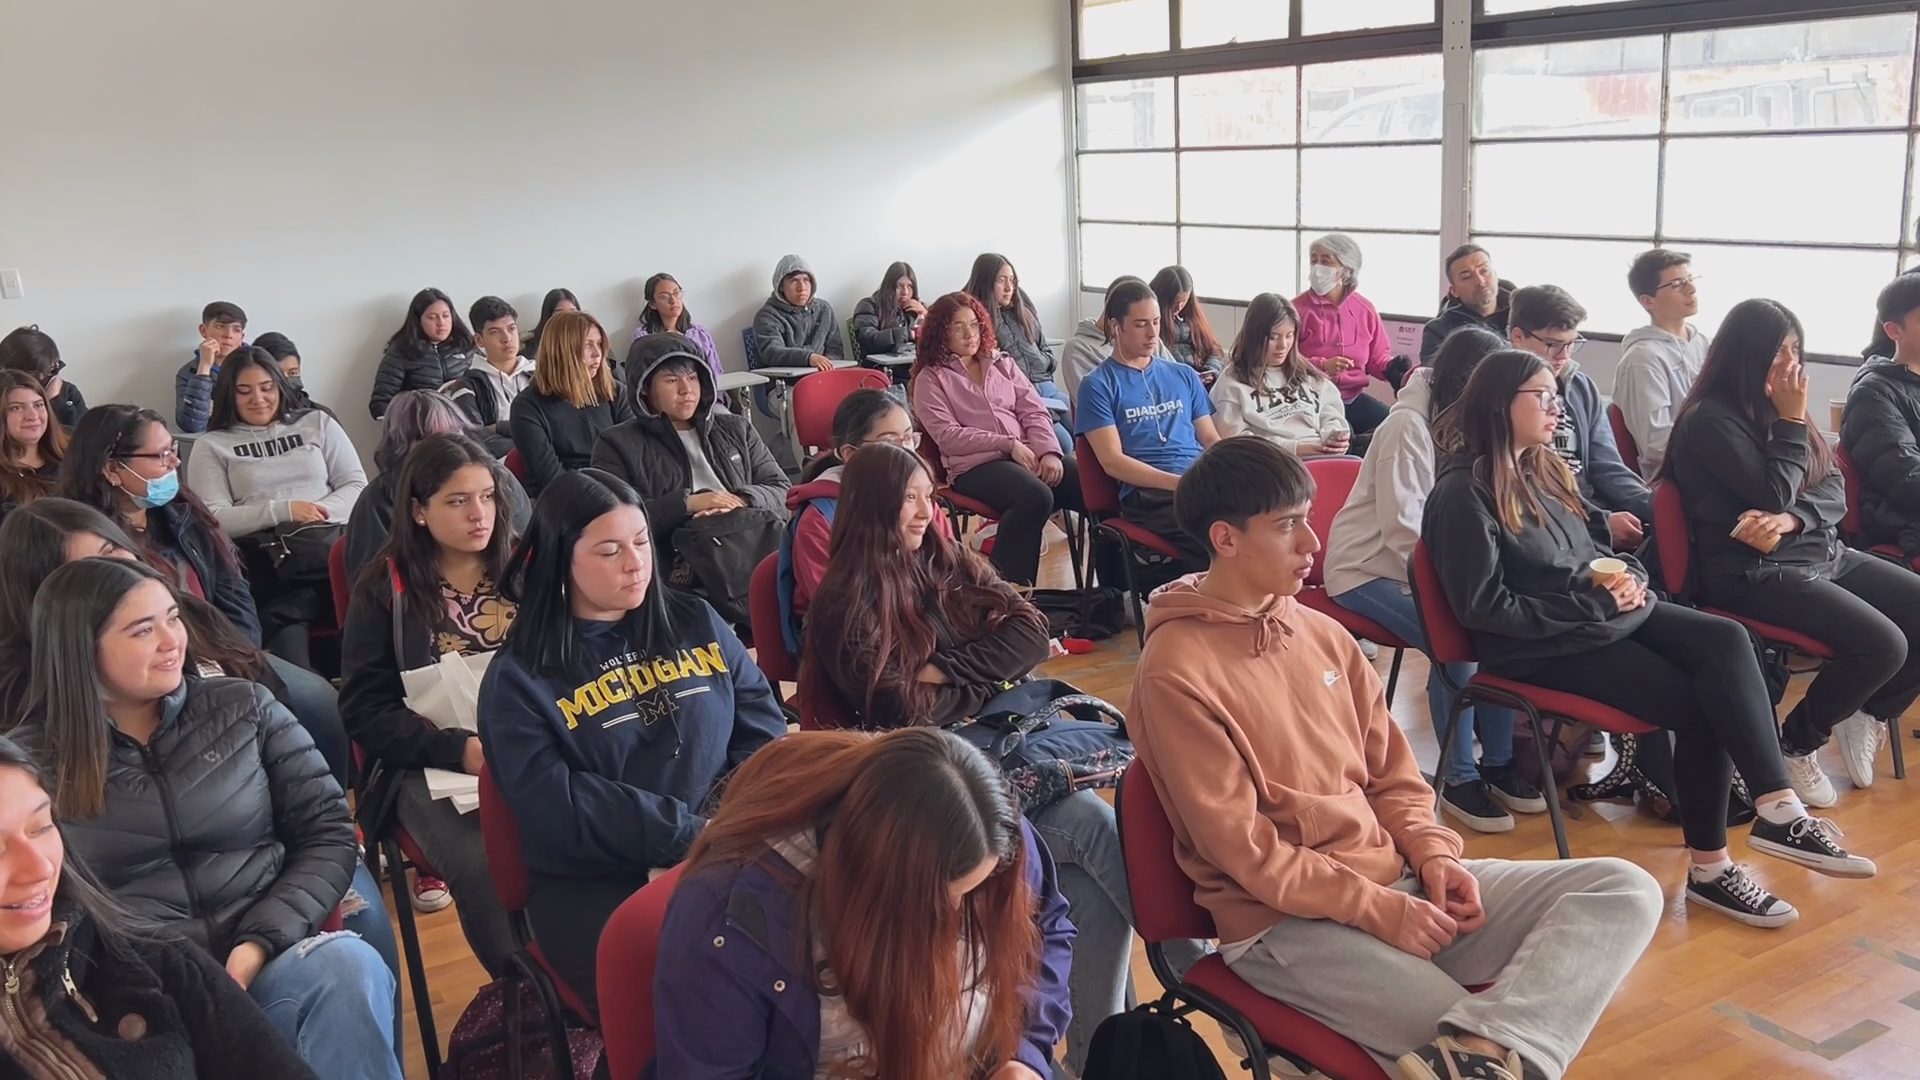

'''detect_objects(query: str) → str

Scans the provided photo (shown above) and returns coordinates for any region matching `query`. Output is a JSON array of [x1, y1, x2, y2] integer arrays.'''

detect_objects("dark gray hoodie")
[[750, 255, 845, 369]]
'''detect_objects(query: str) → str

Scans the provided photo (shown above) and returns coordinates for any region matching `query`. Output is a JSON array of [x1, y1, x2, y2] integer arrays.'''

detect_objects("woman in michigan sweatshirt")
[[476, 468, 785, 1011]]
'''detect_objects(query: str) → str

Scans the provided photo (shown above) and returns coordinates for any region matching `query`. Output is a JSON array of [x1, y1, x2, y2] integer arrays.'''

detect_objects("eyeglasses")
[[1655, 275, 1703, 294], [654, 289, 684, 303], [861, 431, 920, 450], [120, 447, 182, 466], [1515, 388, 1564, 412], [1521, 329, 1586, 359]]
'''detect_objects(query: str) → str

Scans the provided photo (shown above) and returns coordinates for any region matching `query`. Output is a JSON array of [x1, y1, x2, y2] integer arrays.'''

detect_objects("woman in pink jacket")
[[1296, 232, 1395, 439], [909, 291, 1082, 586]]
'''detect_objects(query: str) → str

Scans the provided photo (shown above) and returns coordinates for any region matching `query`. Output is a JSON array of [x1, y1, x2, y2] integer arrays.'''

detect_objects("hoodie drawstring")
[[1250, 610, 1294, 658]]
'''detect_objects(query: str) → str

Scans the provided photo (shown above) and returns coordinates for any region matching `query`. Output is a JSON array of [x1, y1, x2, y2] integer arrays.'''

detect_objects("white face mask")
[[1309, 264, 1343, 296]]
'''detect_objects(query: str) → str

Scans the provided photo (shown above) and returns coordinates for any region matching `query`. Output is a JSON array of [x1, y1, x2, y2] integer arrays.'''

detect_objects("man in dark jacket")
[[1842, 273, 1920, 554], [1422, 245, 1515, 365]]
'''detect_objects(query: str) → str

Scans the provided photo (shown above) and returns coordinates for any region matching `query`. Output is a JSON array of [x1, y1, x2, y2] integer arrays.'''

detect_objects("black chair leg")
[[383, 838, 441, 1077], [1521, 705, 1571, 859], [1432, 698, 1465, 796], [1064, 512, 1086, 591], [1117, 535, 1146, 648], [1888, 716, 1907, 780], [1384, 647, 1405, 703]]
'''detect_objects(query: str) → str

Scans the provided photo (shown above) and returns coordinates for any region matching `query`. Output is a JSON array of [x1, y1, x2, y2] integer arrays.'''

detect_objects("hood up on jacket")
[[1390, 364, 1434, 418], [768, 254, 818, 308], [1143, 574, 1299, 658], [624, 331, 716, 424]]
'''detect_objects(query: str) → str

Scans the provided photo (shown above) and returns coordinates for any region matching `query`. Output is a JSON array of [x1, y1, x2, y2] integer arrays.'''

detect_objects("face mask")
[[1309, 265, 1342, 296], [131, 468, 180, 510], [286, 376, 305, 390]]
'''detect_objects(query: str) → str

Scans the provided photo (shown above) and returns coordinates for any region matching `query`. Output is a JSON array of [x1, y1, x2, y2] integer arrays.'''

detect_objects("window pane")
[[1687, 244, 1902, 355], [1483, 0, 1628, 13], [1077, 79, 1175, 150], [1300, 145, 1440, 231], [1079, 152, 1177, 222], [1182, 0, 1287, 49], [1663, 133, 1908, 244], [1303, 0, 1433, 36], [1668, 15, 1916, 133], [1180, 150, 1297, 227], [1180, 68, 1298, 146], [1079, 0, 1170, 61], [1181, 227, 1299, 302], [1299, 231, 1443, 320], [1472, 140, 1657, 237], [1081, 224, 1178, 290], [1475, 38, 1663, 138], [1305, 54, 1444, 144], [1470, 236, 1650, 334]]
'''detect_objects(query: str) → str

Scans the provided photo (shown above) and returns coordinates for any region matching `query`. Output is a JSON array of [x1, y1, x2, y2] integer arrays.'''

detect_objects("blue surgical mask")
[[132, 468, 180, 509]]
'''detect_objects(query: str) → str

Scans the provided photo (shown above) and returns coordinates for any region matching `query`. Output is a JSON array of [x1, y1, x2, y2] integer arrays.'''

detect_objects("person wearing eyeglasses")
[[1507, 285, 1650, 547], [0, 325, 87, 430], [1615, 250, 1710, 479]]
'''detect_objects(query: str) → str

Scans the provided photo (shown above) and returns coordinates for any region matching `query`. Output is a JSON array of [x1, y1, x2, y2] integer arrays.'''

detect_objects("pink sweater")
[[911, 352, 1062, 479], [1293, 290, 1392, 403]]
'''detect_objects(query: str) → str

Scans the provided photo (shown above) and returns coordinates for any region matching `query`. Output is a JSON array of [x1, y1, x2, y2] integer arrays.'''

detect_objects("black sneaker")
[[1479, 763, 1547, 814], [1440, 781, 1514, 833], [1749, 815, 1877, 878], [1397, 1035, 1522, 1080], [1685, 864, 1798, 928]]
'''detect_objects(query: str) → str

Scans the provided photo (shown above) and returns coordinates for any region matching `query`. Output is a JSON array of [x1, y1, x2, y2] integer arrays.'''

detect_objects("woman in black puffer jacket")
[[370, 287, 476, 420], [0, 734, 318, 1079], [10, 557, 402, 1080]]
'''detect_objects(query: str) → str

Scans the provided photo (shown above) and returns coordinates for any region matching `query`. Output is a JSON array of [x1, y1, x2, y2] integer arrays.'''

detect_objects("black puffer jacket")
[[593, 333, 790, 542], [1841, 356, 1920, 554], [13, 678, 355, 959], [140, 500, 261, 646], [0, 897, 317, 1079], [849, 295, 916, 357], [369, 341, 474, 419]]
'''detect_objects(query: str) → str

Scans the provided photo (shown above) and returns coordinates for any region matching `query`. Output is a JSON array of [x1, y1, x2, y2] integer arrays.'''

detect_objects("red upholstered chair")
[[1116, 762, 1389, 1079], [477, 767, 598, 1075], [1298, 456, 1409, 701], [595, 865, 685, 1080], [746, 553, 806, 728], [1607, 402, 1641, 479], [793, 367, 890, 454], [921, 438, 1086, 589], [1651, 481, 1903, 779], [1076, 435, 1185, 646], [1408, 540, 1660, 858], [327, 535, 352, 625], [1833, 443, 1915, 568], [503, 447, 528, 482]]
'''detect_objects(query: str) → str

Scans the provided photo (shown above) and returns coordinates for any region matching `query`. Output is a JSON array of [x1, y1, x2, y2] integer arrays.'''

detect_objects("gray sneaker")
[[1834, 713, 1888, 791]]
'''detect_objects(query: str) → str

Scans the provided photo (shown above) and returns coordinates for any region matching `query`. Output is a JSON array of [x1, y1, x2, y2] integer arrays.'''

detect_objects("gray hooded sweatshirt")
[[185, 408, 368, 537], [1613, 322, 1710, 479], [1324, 367, 1436, 595], [751, 255, 845, 369]]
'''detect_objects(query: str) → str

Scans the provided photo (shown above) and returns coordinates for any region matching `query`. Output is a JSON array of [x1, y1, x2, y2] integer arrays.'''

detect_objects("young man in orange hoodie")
[[1130, 436, 1662, 1080]]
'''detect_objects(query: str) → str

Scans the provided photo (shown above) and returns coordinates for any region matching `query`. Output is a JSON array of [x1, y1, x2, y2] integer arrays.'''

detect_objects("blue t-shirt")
[[1076, 356, 1214, 499]]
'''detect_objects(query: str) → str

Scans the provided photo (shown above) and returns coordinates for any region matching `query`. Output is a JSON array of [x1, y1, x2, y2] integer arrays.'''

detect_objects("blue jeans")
[[1032, 789, 1208, 1075], [1034, 378, 1074, 452], [1331, 578, 1514, 785], [340, 862, 402, 1062], [269, 655, 349, 790], [251, 922, 402, 1080]]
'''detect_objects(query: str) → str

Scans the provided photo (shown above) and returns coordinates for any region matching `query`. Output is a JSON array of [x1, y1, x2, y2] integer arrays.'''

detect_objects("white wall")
[[0, 0, 1074, 453]]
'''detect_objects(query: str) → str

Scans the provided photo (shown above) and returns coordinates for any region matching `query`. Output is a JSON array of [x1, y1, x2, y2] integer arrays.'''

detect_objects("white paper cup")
[[1589, 557, 1628, 588]]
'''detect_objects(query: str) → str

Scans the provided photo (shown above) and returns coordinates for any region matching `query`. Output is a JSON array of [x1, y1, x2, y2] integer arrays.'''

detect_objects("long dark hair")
[[1226, 293, 1316, 396], [1661, 298, 1831, 490], [907, 292, 998, 388], [641, 274, 693, 335], [1151, 265, 1222, 367], [871, 261, 919, 328], [207, 347, 298, 431], [800, 445, 1020, 724], [798, 389, 909, 483], [0, 735, 159, 944], [964, 254, 1038, 344], [1433, 349, 1585, 534], [55, 405, 236, 575], [361, 433, 515, 634], [0, 370, 65, 507], [387, 287, 475, 361], [1428, 327, 1508, 418], [686, 728, 1037, 1080], [524, 288, 580, 358], [501, 469, 695, 680]]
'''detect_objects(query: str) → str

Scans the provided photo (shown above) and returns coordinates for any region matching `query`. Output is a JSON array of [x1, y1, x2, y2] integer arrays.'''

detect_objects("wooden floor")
[[387, 541, 1920, 1079]]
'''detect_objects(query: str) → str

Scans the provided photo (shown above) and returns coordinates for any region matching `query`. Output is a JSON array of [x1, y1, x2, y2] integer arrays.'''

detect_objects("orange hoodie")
[[1130, 576, 1464, 947]]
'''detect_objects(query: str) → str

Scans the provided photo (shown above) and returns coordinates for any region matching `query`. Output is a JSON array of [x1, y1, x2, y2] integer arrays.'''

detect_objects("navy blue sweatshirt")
[[477, 601, 786, 879]]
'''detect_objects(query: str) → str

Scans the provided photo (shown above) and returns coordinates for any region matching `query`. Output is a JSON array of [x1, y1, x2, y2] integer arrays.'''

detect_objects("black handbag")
[[947, 678, 1133, 812], [254, 521, 343, 585]]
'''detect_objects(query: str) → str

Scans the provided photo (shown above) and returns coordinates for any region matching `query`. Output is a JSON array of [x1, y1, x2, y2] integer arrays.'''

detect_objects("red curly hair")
[[909, 292, 1000, 388]]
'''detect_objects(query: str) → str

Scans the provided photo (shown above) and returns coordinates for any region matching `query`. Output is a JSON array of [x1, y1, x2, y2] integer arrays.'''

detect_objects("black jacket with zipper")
[[141, 500, 262, 647], [849, 296, 916, 357], [1841, 356, 1920, 554], [11, 678, 355, 960], [369, 341, 473, 419], [0, 897, 317, 1080], [1421, 452, 1651, 668]]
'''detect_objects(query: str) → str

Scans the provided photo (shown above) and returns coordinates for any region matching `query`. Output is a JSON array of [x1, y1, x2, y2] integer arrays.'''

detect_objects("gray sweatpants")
[[1224, 857, 1661, 1080]]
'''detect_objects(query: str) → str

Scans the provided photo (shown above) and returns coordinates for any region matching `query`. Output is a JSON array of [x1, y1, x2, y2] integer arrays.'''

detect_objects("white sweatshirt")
[[1208, 366, 1347, 457], [1613, 323, 1710, 479], [185, 409, 368, 537], [1324, 368, 1435, 596]]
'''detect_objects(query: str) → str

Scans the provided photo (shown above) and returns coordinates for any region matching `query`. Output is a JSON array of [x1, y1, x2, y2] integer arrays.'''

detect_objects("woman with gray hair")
[[1297, 232, 1396, 439]]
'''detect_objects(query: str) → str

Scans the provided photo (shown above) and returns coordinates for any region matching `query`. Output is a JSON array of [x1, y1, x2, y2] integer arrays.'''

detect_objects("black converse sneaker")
[[1440, 780, 1514, 833], [1686, 864, 1798, 928], [1397, 1035, 1522, 1080], [1750, 815, 1878, 878], [1479, 763, 1547, 814]]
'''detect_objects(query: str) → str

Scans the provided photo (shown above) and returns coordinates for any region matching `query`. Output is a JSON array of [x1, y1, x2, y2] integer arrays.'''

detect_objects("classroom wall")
[[0, 0, 1073, 453]]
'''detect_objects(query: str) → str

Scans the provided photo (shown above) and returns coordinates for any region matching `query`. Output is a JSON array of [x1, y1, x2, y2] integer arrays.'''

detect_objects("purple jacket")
[[634, 322, 723, 383], [649, 820, 1074, 1078], [1293, 289, 1391, 403], [912, 352, 1063, 480]]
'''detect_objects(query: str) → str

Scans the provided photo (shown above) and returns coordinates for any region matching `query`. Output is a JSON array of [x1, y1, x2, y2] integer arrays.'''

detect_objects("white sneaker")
[[1782, 750, 1838, 808], [1834, 713, 1888, 791], [1357, 638, 1380, 660]]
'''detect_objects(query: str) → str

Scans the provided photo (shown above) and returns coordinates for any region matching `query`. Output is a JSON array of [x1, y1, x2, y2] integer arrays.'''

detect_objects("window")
[[1482, 0, 1628, 13], [1182, 0, 1288, 49], [1078, 0, 1170, 61], [1303, 0, 1434, 37]]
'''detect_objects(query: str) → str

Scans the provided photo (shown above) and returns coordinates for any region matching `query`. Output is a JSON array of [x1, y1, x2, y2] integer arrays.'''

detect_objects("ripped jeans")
[[249, 903, 403, 1080]]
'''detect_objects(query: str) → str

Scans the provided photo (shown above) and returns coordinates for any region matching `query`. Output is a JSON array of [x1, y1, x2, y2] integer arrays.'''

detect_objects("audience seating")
[[746, 553, 803, 728], [1408, 540, 1659, 858], [594, 865, 685, 1080], [1076, 435, 1185, 646], [1298, 456, 1408, 701], [1834, 444, 1917, 570], [1651, 481, 1904, 780], [1116, 761, 1389, 1080], [920, 438, 1087, 590], [739, 326, 758, 368], [1607, 402, 1641, 478], [793, 367, 890, 453], [327, 536, 352, 624], [503, 447, 527, 483], [476, 767, 597, 1076]]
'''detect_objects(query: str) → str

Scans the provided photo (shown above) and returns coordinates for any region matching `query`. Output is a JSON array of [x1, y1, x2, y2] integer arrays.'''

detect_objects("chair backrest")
[[327, 535, 351, 625], [1408, 539, 1477, 666], [503, 447, 527, 482], [477, 766, 534, 912], [1607, 401, 1641, 477], [794, 368, 890, 452], [1115, 761, 1218, 943], [740, 326, 759, 368], [596, 864, 685, 1080], [1303, 456, 1362, 588], [1835, 442, 1866, 538], [917, 437, 952, 487], [1075, 434, 1122, 517], [1650, 480, 1692, 597], [844, 317, 864, 363], [747, 552, 798, 685]]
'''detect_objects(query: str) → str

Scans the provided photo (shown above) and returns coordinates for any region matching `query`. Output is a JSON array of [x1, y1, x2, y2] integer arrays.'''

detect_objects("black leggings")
[[1493, 603, 1792, 853], [949, 456, 1084, 586], [1704, 549, 1920, 754], [1344, 392, 1390, 438], [1119, 488, 1210, 575], [525, 873, 647, 1014]]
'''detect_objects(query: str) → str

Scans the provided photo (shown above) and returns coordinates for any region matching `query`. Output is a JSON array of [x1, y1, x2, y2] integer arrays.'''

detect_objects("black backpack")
[[1030, 587, 1126, 640], [1084, 1003, 1229, 1080], [670, 507, 782, 627]]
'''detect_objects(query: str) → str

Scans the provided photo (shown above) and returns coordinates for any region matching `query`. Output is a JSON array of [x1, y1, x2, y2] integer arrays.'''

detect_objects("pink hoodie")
[[910, 351, 1062, 479], [1293, 289, 1392, 403]]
